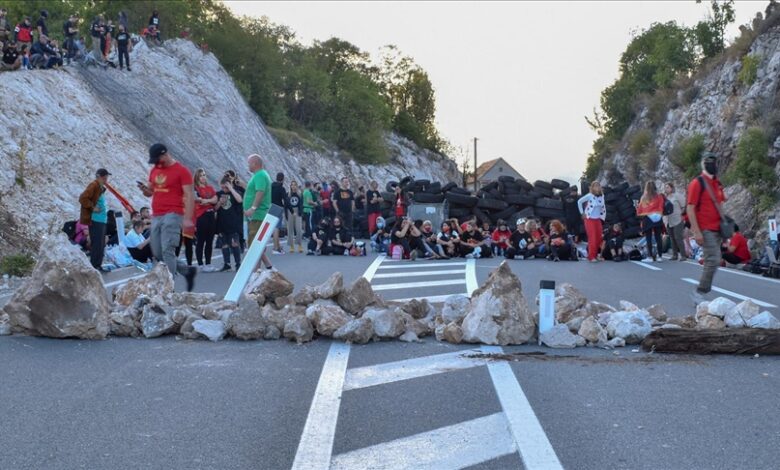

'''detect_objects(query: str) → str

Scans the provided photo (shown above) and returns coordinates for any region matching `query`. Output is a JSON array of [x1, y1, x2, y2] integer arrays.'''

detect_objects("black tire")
[[534, 180, 553, 191], [441, 182, 457, 193], [527, 190, 543, 200], [413, 192, 445, 203], [498, 175, 516, 183], [512, 206, 535, 220], [550, 179, 570, 190], [447, 207, 470, 218], [616, 197, 633, 210], [399, 176, 414, 188], [449, 187, 471, 195], [415, 179, 430, 187], [445, 192, 479, 207], [505, 194, 536, 206], [477, 197, 508, 210], [628, 191, 642, 201], [386, 181, 398, 192], [619, 207, 636, 219], [558, 186, 573, 198], [503, 180, 522, 190], [623, 226, 642, 239], [535, 186, 554, 198], [380, 191, 395, 202], [493, 205, 519, 221], [626, 185, 641, 195], [616, 182, 630, 193], [425, 182, 442, 194], [534, 207, 566, 220], [472, 207, 490, 224], [481, 181, 499, 192], [534, 197, 564, 210], [504, 187, 523, 196], [517, 180, 533, 192]]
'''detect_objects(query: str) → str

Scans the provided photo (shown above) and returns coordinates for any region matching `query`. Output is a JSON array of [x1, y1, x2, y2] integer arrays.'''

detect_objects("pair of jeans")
[[668, 222, 685, 259], [151, 213, 189, 277], [287, 211, 303, 248], [643, 218, 664, 259], [195, 212, 216, 266]]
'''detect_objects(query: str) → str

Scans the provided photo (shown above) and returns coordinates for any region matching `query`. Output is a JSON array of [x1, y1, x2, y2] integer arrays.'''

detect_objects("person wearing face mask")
[[687, 152, 727, 303], [370, 216, 390, 254], [308, 217, 332, 255], [437, 221, 458, 258]]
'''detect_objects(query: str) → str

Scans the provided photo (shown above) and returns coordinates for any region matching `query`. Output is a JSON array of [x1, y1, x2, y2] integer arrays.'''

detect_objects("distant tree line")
[[7, 0, 444, 163]]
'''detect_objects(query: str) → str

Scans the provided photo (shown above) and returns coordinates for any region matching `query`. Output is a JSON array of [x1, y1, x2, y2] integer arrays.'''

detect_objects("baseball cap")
[[701, 151, 717, 162], [516, 218, 526, 226], [148, 143, 167, 163], [96, 168, 111, 177]]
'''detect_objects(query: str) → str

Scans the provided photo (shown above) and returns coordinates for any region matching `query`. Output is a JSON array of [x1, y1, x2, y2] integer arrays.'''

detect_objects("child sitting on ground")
[[491, 220, 512, 257]]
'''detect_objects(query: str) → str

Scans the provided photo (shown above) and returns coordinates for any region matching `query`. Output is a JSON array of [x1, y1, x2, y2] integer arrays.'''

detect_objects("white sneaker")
[[272, 249, 284, 255], [641, 258, 653, 263], [654, 257, 663, 263]]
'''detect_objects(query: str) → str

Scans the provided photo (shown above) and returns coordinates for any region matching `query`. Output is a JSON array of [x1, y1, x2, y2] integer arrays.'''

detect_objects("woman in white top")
[[577, 181, 606, 262]]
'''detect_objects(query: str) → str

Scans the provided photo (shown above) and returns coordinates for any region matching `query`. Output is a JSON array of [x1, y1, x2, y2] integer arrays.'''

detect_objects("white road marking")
[[372, 269, 466, 279], [361, 255, 385, 282], [291, 342, 351, 470], [377, 262, 466, 270], [630, 260, 662, 271], [329, 412, 517, 470], [680, 278, 777, 308], [372, 279, 464, 291], [392, 293, 470, 303], [482, 345, 563, 470], [678, 259, 780, 285], [465, 258, 478, 295], [343, 350, 484, 391]]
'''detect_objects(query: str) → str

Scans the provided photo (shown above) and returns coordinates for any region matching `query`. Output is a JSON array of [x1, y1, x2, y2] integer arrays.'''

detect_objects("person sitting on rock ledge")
[[0, 40, 21, 71]]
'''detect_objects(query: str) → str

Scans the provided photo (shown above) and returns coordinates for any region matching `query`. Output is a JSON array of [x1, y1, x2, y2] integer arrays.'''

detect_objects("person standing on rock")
[[577, 181, 606, 262], [89, 15, 103, 63], [114, 23, 131, 71], [79, 168, 111, 271], [137, 144, 197, 291], [243, 154, 274, 271], [664, 182, 687, 261], [687, 153, 726, 303]]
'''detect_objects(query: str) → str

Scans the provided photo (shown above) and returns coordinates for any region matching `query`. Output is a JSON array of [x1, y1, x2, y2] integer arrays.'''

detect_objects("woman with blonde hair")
[[577, 181, 606, 262], [193, 168, 218, 270], [286, 180, 304, 253], [637, 181, 665, 262]]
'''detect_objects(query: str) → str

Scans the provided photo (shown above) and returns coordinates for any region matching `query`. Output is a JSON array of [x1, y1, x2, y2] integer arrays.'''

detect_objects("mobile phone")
[[136, 181, 145, 186]]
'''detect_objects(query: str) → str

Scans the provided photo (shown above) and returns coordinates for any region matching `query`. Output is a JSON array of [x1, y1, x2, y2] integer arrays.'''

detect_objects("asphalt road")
[[1, 247, 779, 469]]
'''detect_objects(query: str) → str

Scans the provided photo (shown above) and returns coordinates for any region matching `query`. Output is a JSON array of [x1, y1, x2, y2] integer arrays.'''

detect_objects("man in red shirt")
[[138, 143, 197, 291], [722, 225, 751, 265], [687, 152, 725, 302]]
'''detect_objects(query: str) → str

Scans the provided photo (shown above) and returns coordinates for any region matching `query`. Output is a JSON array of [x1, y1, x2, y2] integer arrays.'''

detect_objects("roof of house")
[[467, 157, 525, 184]]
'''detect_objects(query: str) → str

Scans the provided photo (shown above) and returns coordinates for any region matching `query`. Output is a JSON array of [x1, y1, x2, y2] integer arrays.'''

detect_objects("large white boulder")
[[606, 310, 653, 344]]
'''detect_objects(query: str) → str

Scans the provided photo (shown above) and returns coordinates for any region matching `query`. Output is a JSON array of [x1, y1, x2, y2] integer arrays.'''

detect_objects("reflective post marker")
[[769, 219, 778, 242], [538, 280, 555, 346], [224, 204, 284, 302]]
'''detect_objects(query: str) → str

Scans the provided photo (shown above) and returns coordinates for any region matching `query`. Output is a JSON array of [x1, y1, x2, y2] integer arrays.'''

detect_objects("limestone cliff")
[[596, 21, 780, 238], [0, 40, 458, 253]]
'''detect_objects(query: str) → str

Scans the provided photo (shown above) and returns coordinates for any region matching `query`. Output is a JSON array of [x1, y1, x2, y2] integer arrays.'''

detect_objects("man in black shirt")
[[460, 222, 489, 258], [90, 16, 104, 63], [506, 219, 533, 259], [1, 41, 21, 71], [115, 24, 131, 71], [36, 10, 48, 39], [216, 176, 244, 271], [62, 14, 77, 64], [333, 176, 355, 234], [270, 172, 288, 254], [30, 36, 61, 69]]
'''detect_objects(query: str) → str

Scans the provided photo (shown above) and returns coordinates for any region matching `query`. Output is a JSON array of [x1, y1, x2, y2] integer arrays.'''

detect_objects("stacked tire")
[[600, 182, 642, 239]]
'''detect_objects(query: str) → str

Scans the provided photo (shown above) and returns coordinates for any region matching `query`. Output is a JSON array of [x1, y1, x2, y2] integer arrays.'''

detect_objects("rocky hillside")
[[597, 19, 780, 238], [0, 40, 458, 254]]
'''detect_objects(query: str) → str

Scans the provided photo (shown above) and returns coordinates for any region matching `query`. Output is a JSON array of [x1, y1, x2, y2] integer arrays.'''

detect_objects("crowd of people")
[[0, 7, 163, 72]]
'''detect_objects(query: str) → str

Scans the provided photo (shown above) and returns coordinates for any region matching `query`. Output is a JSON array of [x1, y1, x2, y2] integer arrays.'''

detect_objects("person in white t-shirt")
[[125, 220, 152, 262]]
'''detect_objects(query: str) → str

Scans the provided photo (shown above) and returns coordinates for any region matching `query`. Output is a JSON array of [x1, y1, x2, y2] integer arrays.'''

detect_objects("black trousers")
[[642, 218, 664, 258], [118, 47, 129, 68], [195, 212, 216, 265], [129, 245, 153, 263], [89, 222, 107, 269]]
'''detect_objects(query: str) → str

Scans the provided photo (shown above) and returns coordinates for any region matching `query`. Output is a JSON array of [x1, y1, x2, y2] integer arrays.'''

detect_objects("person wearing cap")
[[505, 218, 532, 259], [687, 152, 726, 302], [79, 169, 111, 271], [36, 10, 48, 39], [137, 144, 197, 291], [1, 40, 21, 71]]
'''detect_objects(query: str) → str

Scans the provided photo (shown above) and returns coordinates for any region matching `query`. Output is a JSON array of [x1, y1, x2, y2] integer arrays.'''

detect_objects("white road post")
[[769, 218, 778, 242], [538, 280, 555, 345], [224, 204, 284, 302]]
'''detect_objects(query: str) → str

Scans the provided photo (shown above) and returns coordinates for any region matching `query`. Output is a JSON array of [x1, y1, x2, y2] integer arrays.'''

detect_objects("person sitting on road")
[[330, 215, 354, 255], [370, 216, 390, 254], [125, 220, 153, 263], [527, 219, 548, 258], [437, 221, 458, 258], [721, 225, 752, 266], [391, 217, 416, 260], [547, 219, 574, 262], [491, 220, 512, 257], [420, 220, 447, 258], [603, 223, 625, 262], [460, 222, 491, 259], [308, 217, 332, 256], [480, 221, 494, 253], [408, 219, 440, 259], [506, 219, 531, 259]]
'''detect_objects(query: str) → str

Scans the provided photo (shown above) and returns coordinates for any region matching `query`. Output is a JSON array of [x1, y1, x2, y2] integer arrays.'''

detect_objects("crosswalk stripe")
[[373, 269, 466, 279], [466, 258, 478, 295], [377, 262, 467, 270], [329, 412, 517, 470], [343, 350, 485, 391], [372, 279, 464, 291], [680, 278, 777, 308], [362, 255, 386, 282]]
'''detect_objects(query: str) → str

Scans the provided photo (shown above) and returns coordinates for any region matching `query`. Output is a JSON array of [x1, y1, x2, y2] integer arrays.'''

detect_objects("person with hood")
[[308, 217, 332, 255], [370, 216, 390, 254], [270, 172, 288, 254]]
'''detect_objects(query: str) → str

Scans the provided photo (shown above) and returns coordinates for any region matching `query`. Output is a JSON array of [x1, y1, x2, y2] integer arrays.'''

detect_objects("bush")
[[629, 129, 653, 156], [671, 134, 706, 179], [738, 54, 761, 86], [641, 148, 660, 172], [731, 127, 775, 189], [1, 254, 35, 278]]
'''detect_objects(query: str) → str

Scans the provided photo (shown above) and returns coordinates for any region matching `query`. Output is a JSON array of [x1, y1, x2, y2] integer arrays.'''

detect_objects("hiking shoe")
[[272, 249, 284, 255], [307, 250, 314, 256], [235, 262, 241, 271], [219, 264, 231, 272], [298, 246, 304, 253], [185, 266, 197, 292]]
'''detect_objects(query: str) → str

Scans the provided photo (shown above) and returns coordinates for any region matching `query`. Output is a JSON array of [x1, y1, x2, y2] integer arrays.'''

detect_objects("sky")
[[225, 1, 765, 184]]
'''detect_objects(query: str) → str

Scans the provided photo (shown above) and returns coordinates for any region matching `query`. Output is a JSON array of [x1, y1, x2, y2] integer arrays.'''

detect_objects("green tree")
[[694, 0, 736, 58]]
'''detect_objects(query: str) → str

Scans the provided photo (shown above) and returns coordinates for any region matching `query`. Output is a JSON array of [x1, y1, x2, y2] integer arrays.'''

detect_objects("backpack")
[[628, 248, 643, 261], [662, 196, 674, 216], [391, 244, 403, 260], [62, 220, 77, 240]]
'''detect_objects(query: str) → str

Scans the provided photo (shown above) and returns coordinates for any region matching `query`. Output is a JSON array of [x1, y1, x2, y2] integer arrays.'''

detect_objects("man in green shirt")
[[243, 154, 273, 270], [302, 181, 317, 237]]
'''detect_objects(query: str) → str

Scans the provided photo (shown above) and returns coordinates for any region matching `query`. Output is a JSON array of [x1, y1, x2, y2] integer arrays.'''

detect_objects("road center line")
[[465, 258, 478, 295], [291, 341, 351, 470], [329, 412, 516, 470], [372, 269, 466, 279], [680, 278, 777, 308], [343, 349, 484, 391], [482, 345, 563, 470], [630, 260, 662, 271]]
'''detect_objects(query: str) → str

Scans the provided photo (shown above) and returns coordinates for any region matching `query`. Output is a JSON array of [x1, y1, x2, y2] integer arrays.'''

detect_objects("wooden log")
[[642, 328, 780, 355]]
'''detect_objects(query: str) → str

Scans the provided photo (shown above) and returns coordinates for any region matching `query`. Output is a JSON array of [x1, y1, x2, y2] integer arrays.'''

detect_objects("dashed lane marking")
[[680, 277, 777, 308], [630, 260, 662, 271]]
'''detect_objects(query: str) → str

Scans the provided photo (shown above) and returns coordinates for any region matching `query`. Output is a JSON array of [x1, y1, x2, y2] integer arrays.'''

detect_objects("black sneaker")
[[185, 266, 197, 292], [219, 264, 231, 272], [235, 262, 241, 271]]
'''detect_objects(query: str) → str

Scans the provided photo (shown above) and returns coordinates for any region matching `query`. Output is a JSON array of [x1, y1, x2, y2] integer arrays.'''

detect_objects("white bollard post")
[[224, 205, 284, 302], [538, 280, 555, 345], [769, 219, 778, 242]]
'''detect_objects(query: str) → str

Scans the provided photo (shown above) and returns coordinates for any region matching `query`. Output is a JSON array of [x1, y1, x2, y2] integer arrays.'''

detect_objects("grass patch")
[[267, 126, 327, 152], [1, 254, 35, 277], [671, 134, 706, 179], [738, 54, 760, 87]]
